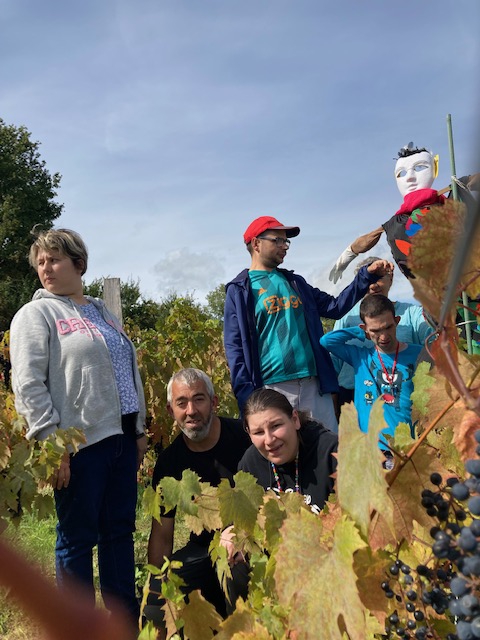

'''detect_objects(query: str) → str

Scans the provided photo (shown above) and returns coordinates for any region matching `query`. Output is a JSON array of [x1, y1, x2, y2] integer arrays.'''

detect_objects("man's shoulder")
[[226, 269, 250, 288]]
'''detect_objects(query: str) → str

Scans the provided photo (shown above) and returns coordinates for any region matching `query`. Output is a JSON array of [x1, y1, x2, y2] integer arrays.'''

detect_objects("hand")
[[350, 227, 384, 255], [329, 246, 358, 283], [50, 451, 71, 490], [366, 259, 394, 279], [220, 525, 245, 566], [136, 434, 148, 470]]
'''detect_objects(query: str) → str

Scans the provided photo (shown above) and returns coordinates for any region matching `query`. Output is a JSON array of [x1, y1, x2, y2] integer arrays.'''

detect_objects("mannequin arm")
[[350, 226, 384, 254]]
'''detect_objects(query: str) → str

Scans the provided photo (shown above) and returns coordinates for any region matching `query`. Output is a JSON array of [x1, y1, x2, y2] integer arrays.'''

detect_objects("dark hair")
[[243, 388, 311, 431], [360, 294, 396, 323], [396, 142, 429, 160]]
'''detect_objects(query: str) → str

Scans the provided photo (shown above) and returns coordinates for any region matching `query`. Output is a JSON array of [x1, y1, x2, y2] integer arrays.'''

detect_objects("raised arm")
[[329, 227, 384, 283]]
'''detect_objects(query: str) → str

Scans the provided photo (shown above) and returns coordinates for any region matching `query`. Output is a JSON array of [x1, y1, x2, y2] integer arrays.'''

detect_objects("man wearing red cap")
[[223, 215, 393, 430]]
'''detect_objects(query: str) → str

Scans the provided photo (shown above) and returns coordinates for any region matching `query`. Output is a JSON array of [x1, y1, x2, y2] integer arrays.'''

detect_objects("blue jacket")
[[224, 266, 379, 413]]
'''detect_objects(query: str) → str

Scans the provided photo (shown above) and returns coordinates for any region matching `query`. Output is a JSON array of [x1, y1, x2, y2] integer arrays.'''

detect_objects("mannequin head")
[[394, 143, 437, 198]]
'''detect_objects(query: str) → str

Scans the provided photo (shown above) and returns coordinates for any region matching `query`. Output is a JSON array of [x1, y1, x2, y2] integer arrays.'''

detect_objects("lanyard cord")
[[271, 451, 300, 494]]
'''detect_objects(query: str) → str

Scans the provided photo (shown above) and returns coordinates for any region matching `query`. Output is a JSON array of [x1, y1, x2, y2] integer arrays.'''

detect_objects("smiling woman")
[[239, 388, 337, 514]]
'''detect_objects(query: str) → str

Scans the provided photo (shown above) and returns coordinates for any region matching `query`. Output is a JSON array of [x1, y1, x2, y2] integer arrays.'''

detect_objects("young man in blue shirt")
[[320, 294, 423, 446]]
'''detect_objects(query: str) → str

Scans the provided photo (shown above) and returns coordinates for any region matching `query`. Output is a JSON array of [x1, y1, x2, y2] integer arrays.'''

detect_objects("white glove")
[[329, 246, 358, 284]]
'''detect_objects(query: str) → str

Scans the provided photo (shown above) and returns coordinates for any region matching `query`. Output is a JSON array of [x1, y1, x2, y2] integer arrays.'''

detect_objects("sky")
[[2, 0, 479, 305]]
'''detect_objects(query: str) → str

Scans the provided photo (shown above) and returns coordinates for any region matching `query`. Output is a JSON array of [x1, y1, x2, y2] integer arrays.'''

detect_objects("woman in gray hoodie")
[[10, 228, 147, 631]]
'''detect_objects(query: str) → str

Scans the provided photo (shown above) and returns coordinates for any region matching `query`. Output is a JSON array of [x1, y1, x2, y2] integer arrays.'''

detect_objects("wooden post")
[[103, 278, 123, 325]]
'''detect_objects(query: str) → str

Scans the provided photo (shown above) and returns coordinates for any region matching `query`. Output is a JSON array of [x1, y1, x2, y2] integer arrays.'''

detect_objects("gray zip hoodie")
[[10, 289, 146, 446]]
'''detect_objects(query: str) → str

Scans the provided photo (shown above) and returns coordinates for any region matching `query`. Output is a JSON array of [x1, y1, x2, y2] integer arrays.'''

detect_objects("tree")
[[204, 283, 226, 321], [84, 278, 162, 331], [0, 120, 62, 329]]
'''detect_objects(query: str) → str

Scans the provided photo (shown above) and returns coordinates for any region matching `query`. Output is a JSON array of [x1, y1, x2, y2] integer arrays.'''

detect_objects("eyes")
[[175, 395, 208, 409], [396, 163, 430, 178], [249, 422, 284, 438]]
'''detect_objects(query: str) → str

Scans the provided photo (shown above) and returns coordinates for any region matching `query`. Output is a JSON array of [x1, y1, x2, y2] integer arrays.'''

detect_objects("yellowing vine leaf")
[[217, 599, 274, 639], [371, 446, 446, 548], [184, 484, 222, 535], [454, 410, 480, 463], [409, 201, 476, 320], [275, 512, 383, 639], [336, 401, 394, 539], [180, 590, 222, 640]]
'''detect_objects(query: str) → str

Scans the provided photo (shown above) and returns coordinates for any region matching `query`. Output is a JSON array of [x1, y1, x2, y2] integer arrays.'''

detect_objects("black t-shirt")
[[152, 416, 251, 544], [238, 422, 337, 515]]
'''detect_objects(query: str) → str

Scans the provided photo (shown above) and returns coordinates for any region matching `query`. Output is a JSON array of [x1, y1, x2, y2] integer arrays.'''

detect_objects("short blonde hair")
[[29, 228, 88, 275]]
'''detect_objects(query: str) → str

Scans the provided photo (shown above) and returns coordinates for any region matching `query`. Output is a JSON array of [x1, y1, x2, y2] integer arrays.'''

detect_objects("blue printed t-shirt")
[[248, 269, 316, 384], [80, 303, 139, 415], [320, 327, 422, 446]]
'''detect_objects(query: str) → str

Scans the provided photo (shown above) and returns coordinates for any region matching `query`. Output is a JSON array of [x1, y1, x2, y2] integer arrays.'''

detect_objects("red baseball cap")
[[243, 216, 300, 244]]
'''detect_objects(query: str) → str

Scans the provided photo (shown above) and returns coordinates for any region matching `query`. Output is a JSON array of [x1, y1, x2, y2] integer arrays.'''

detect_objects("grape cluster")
[[381, 558, 452, 639], [381, 430, 480, 640]]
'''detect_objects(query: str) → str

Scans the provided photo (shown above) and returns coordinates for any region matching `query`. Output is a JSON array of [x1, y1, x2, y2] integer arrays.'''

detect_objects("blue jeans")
[[54, 431, 139, 621]]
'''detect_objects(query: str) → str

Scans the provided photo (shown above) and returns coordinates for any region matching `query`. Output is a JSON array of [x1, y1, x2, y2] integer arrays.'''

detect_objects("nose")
[[185, 401, 196, 415], [264, 429, 276, 446]]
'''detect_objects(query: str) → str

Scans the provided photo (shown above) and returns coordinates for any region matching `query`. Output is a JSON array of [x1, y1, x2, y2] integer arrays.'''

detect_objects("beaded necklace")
[[270, 451, 300, 494]]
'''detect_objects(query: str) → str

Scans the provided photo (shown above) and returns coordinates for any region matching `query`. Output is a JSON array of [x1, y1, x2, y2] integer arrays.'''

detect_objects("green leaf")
[[157, 469, 203, 515], [411, 360, 436, 416], [217, 472, 264, 532], [336, 400, 394, 539]]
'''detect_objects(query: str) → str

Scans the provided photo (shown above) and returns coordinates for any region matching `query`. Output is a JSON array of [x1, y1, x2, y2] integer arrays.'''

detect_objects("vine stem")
[[387, 396, 459, 487]]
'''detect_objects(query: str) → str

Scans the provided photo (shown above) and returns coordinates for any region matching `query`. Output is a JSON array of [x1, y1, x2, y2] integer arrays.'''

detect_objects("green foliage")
[[84, 277, 162, 331], [0, 119, 62, 329], [204, 283, 226, 322], [0, 387, 85, 526]]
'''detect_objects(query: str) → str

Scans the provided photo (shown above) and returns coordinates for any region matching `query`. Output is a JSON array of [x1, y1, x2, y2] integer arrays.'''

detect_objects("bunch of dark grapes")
[[381, 558, 452, 639], [381, 430, 480, 640]]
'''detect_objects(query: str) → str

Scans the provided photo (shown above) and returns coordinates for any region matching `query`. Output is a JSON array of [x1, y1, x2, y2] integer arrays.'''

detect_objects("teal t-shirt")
[[248, 270, 316, 384]]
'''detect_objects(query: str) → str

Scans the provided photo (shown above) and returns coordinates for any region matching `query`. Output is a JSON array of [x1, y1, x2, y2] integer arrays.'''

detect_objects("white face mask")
[[394, 151, 436, 197]]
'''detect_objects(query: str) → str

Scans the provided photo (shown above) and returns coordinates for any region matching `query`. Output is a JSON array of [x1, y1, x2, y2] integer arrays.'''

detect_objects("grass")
[[0, 494, 190, 640]]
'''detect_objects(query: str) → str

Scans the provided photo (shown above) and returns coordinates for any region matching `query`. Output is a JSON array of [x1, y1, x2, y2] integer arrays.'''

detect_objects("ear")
[[359, 323, 369, 337], [292, 410, 301, 431], [394, 315, 401, 326], [167, 403, 174, 418], [212, 394, 219, 410]]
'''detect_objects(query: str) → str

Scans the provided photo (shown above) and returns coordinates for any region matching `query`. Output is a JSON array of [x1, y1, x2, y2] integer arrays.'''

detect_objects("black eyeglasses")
[[258, 236, 291, 247]]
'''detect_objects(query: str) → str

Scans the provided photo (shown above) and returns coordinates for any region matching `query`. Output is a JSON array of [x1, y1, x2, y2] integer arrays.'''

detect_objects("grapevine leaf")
[[262, 494, 288, 553], [409, 202, 472, 320], [275, 511, 383, 639], [454, 409, 480, 464], [0, 440, 10, 472], [336, 400, 394, 539], [184, 483, 222, 535], [411, 361, 437, 418], [370, 446, 447, 547], [217, 472, 264, 532], [142, 484, 162, 522], [217, 598, 273, 639], [180, 590, 222, 640], [353, 546, 394, 624], [157, 469, 203, 516]]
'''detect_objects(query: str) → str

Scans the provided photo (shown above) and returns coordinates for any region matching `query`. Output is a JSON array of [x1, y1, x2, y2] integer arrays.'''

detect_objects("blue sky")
[[2, 0, 479, 304]]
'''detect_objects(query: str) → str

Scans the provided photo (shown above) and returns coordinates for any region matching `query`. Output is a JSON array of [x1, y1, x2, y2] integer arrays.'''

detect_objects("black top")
[[152, 416, 251, 544], [238, 422, 337, 514]]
